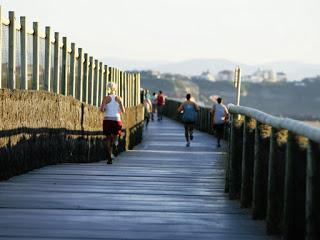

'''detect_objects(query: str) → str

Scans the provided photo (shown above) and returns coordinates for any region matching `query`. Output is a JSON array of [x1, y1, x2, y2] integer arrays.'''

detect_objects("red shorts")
[[103, 120, 122, 136]]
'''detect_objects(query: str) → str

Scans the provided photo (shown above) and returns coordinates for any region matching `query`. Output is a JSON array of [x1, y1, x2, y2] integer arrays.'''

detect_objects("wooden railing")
[[163, 98, 320, 240], [0, 6, 140, 107], [227, 104, 320, 240]]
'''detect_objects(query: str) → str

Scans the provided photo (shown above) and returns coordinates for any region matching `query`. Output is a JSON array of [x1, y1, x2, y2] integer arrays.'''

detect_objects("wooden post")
[[88, 56, 94, 105], [99, 62, 103, 105], [119, 71, 123, 98], [240, 117, 256, 208], [77, 48, 83, 101], [283, 133, 307, 239], [137, 72, 141, 104], [8, 11, 16, 89], [83, 53, 89, 104], [69, 43, 76, 97], [306, 141, 320, 240], [124, 72, 128, 107], [32, 22, 39, 90], [20, 16, 28, 90], [61, 37, 68, 95], [229, 115, 244, 199], [44, 26, 51, 91], [266, 128, 287, 234], [53, 32, 60, 93], [0, 7, 2, 88], [252, 123, 271, 219], [104, 65, 108, 97], [94, 59, 99, 106]]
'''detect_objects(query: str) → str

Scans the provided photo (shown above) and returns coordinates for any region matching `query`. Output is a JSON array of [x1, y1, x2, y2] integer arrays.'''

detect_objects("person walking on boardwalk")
[[177, 93, 200, 147], [210, 97, 229, 148], [156, 90, 166, 121], [150, 92, 157, 121], [143, 90, 152, 129], [100, 82, 125, 164]]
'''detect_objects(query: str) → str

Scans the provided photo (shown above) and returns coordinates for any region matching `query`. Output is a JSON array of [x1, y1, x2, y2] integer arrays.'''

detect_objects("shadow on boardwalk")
[[0, 117, 278, 239]]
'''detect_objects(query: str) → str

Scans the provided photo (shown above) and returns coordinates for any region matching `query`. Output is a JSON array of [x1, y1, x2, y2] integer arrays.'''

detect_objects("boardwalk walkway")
[[0, 118, 277, 239]]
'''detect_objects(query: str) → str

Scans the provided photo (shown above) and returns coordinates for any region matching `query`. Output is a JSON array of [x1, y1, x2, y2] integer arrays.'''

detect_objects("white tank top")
[[104, 95, 121, 121]]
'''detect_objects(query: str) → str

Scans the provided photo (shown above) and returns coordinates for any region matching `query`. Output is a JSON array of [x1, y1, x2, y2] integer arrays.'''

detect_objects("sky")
[[1, 0, 320, 65]]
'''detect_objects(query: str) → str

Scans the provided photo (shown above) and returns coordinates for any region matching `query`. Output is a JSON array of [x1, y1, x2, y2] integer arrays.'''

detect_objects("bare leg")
[[106, 136, 113, 164]]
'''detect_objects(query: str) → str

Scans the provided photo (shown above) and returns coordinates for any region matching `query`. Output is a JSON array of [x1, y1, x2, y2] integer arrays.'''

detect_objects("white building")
[[195, 70, 215, 81], [216, 70, 234, 81]]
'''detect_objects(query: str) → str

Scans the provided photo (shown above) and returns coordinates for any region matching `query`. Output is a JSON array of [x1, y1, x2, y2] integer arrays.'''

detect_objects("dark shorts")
[[103, 120, 122, 136], [214, 123, 225, 138]]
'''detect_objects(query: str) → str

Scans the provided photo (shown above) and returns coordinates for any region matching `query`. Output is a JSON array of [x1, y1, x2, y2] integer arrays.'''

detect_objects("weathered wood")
[[252, 123, 271, 219], [61, 37, 68, 95], [77, 48, 83, 101], [240, 117, 255, 208], [88, 56, 94, 105], [306, 141, 320, 240], [229, 116, 243, 200], [266, 128, 287, 234], [0, 118, 278, 240], [103, 65, 108, 97], [69, 43, 76, 97], [53, 32, 60, 93], [8, 11, 16, 89], [20, 16, 28, 90], [93, 59, 99, 106], [32, 22, 39, 90], [83, 53, 89, 104], [99, 62, 103, 105], [283, 132, 307, 239], [44, 26, 51, 91]]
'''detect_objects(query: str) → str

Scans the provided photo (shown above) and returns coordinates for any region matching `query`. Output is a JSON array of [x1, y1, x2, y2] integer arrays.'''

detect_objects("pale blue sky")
[[1, 0, 319, 64]]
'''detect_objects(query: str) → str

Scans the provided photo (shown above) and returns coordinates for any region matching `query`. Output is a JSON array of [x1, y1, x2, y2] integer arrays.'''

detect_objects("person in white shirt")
[[210, 97, 229, 148], [100, 82, 125, 164]]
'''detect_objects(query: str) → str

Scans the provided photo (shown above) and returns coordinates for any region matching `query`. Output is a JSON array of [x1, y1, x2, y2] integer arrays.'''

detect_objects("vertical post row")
[[44, 26, 51, 91], [69, 43, 76, 97], [119, 71, 123, 98], [99, 62, 103, 104], [53, 32, 60, 93], [94, 59, 99, 106], [77, 48, 83, 101], [266, 128, 287, 234], [20, 16, 28, 90], [8, 11, 16, 89], [61, 37, 68, 95], [0, 7, 2, 88], [88, 57, 94, 105], [137, 73, 141, 104], [240, 117, 255, 208], [306, 141, 320, 240], [32, 22, 39, 90], [83, 53, 89, 104], [103, 65, 108, 97]]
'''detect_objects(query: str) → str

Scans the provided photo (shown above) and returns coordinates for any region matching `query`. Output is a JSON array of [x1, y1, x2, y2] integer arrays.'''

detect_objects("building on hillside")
[[276, 72, 287, 82], [216, 70, 234, 81], [194, 70, 215, 81], [242, 68, 279, 83]]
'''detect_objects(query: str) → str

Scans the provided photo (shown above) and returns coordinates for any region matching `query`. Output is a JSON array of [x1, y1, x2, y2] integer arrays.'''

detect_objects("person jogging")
[[100, 82, 125, 164], [177, 93, 200, 147], [150, 92, 157, 121], [143, 90, 152, 129], [210, 97, 228, 148], [156, 90, 165, 121]]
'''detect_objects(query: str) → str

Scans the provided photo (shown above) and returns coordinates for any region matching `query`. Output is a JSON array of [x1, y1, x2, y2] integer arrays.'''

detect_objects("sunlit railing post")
[[8, 11, 16, 89], [44, 26, 51, 91], [266, 128, 287, 234], [99, 62, 103, 105], [240, 116, 256, 208], [88, 56, 94, 105], [20, 16, 28, 90], [77, 48, 83, 101], [32, 22, 39, 90], [306, 141, 320, 240], [53, 32, 60, 93], [83, 53, 89, 104], [103, 65, 108, 97], [69, 43, 76, 97], [94, 59, 99, 106], [229, 114, 244, 200], [283, 133, 308, 239], [61, 37, 68, 95]]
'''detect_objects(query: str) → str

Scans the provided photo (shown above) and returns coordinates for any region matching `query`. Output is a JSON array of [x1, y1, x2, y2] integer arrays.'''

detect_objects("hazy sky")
[[1, 0, 320, 64]]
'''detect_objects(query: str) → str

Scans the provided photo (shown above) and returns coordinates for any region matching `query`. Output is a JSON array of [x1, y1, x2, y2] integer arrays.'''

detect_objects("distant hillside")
[[104, 57, 320, 81]]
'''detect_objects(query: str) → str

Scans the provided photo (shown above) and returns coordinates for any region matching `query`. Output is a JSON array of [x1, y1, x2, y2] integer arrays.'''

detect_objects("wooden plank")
[[0, 118, 277, 240]]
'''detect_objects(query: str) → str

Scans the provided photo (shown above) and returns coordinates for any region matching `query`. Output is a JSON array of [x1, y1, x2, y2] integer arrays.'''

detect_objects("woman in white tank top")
[[100, 82, 125, 164]]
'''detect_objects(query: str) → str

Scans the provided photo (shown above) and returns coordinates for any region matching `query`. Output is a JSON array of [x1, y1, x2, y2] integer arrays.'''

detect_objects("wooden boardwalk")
[[0, 118, 277, 240]]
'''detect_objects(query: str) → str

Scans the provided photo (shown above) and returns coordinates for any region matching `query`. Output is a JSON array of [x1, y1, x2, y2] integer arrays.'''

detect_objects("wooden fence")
[[0, 6, 140, 107]]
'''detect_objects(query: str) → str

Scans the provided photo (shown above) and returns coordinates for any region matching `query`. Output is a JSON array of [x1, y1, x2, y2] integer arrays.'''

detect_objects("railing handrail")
[[228, 103, 320, 143]]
